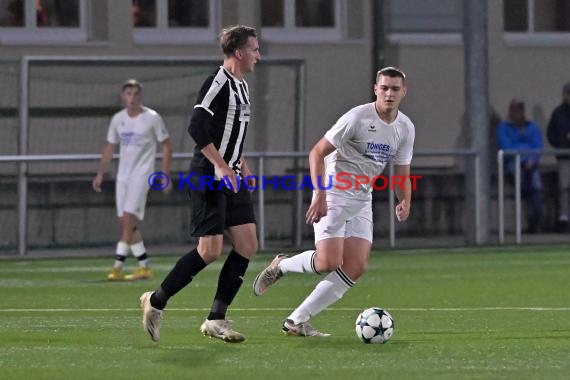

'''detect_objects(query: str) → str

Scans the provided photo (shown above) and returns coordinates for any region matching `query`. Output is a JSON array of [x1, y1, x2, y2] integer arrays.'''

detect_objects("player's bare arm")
[[394, 164, 412, 222], [306, 137, 336, 224], [92, 143, 116, 192], [240, 157, 256, 190], [160, 138, 173, 193]]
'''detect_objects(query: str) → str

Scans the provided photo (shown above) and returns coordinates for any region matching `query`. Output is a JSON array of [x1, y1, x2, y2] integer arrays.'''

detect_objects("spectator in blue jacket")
[[497, 99, 543, 233], [546, 83, 570, 232]]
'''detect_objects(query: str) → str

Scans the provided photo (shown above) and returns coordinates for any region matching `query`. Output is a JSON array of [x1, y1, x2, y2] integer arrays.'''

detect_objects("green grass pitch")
[[1, 245, 570, 379]]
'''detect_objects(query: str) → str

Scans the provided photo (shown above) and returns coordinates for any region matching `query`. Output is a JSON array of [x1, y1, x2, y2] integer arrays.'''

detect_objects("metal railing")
[[497, 148, 570, 244], [1, 150, 479, 256]]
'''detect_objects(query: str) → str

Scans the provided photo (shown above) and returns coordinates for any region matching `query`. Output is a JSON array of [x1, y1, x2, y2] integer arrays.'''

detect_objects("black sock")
[[150, 288, 169, 310], [207, 250, 249, 320], [150, 248, 207, 309]]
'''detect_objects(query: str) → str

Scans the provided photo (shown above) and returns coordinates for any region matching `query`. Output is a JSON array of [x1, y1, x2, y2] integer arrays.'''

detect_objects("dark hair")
[[376, 66, 406, 83], [219, 25, 257, 56], [122, 78, 142, 92], [509, 99, 525, 110]]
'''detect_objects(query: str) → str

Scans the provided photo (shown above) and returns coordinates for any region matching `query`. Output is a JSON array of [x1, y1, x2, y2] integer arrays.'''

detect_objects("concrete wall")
[[4, 1, 570, 158], [1, 0, 374, 153], [385, 0, 570, 168]]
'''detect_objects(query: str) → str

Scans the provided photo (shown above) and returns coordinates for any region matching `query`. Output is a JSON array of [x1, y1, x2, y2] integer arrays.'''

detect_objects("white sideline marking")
[[1, 307, 570, 312]]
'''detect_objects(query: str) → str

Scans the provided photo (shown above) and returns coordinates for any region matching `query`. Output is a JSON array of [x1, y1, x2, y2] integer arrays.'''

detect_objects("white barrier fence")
[[497, 149, 570, 245]]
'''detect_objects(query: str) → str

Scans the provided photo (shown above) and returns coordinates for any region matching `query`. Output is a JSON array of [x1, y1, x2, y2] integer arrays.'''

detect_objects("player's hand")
[[524, 160, 536, 171], [241, 167, 256, 191], [92, 174, 103, 192], [215, 164, 238, 193], [244, 174, 256, 191], [306, 192, 327, 224], [162, 179, 173, 194], [395, 199, 410, 222]]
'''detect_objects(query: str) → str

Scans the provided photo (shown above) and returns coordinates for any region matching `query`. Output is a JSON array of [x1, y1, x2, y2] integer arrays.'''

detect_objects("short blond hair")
[[122, 78, 142, 92]]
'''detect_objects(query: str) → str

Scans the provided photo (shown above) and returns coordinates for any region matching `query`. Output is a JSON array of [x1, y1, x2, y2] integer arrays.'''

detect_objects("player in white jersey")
[[253, 67, 415, 336], [92, 79, 172, 281]]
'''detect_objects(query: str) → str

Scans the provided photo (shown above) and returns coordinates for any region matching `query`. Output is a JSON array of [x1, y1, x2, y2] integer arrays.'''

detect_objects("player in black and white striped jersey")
[[189, 62, 252, 179], [139, 25, 261, 343]]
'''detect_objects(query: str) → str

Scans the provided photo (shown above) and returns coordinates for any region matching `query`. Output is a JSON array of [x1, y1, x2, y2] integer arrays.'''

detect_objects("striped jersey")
[[189, 66, 251, 176]]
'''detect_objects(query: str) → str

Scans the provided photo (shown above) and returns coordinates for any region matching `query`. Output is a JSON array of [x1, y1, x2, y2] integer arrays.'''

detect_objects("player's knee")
[[315, 256, 342, 272], [198, 240, 224, 261], [234, 239, 258, 257], [350, 262, 368, 280], [200, 248, 223, 263], [341, 259, 368, 280]]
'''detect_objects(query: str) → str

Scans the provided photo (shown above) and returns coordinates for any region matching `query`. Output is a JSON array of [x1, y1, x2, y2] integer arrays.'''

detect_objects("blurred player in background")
[[92, 79, 172, 281], [253, 67, 415, 336], [139, 25, 260, 343], [547, 83, 570, 232]]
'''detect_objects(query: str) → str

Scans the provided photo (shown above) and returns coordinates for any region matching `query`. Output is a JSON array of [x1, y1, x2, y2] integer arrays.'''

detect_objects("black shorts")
[[188, 176, 256, 237]]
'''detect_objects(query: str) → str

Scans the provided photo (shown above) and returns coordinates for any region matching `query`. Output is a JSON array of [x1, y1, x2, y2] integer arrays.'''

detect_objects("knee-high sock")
[[287, 267, 354, 324], [130, 241, 148, 268], [113, 241, 129, 269], [207, 250, 249, 320], [279, 250, 320, 274], [150, 247, 206, 310]]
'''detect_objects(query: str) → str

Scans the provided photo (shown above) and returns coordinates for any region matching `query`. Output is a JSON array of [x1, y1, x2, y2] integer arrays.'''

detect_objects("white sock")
[[279, 250, 319, 274], [130, 241, 148, 268], [288, 267, 354, 324], [113, 241, 129, 269]]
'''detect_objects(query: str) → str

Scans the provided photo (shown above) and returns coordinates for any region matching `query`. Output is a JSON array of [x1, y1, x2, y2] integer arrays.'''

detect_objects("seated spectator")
[[497, 99, 544, 233], [546, 83, 570, 232]]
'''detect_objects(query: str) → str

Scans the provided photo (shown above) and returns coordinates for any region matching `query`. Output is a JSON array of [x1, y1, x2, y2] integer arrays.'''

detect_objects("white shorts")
[[116, 179, 149, 220], [313, 192, 373, 244]]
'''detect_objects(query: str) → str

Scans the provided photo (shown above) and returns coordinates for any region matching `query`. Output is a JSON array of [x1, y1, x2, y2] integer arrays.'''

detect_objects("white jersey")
[[323, 102, 415, 200], [106, 106, 169, 181]]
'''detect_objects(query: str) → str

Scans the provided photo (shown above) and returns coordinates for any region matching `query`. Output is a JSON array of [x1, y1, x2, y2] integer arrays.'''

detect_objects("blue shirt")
[[497, 120, 543, 173]]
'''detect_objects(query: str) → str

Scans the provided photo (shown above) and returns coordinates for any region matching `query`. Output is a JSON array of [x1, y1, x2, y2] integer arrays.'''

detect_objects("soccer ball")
[[355, 307, 395, 344]]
